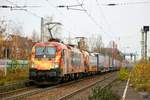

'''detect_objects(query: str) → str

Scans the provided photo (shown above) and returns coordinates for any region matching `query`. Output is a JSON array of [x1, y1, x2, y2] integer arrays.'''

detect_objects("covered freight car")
[[88, 53, 98, 74]]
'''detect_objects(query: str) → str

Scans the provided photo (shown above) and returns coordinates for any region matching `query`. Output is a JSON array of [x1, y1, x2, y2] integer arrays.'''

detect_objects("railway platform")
[[111, 80, 150, 100]]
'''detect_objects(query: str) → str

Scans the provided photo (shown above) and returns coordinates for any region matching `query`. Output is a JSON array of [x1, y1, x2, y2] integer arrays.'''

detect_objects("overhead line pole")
[[41, 17, 44, 42]]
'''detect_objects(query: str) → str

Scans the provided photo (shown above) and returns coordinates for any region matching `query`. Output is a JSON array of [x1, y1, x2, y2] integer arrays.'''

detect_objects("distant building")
[[0, 34, 33, 60]]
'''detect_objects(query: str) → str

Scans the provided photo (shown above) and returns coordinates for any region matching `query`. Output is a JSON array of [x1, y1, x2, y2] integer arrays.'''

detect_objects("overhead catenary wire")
[[95, 0, 112, 34], [57, 4, 86, 11], [75, 0, 113, 39], [81, 0, 85, 5], [5, 0, 40, 8], [5, 0, 113, 39], [44, 0, 81, 36], [43, 0, 66, 17], [5, 0, 16, 5], [3, 0, 85, 42], [5, 0, 42, 18], [5, 0, 111, 38], [45, 0, 107, 43], [117, 1, 150, 6], [55, 0, 112, 39], [76, 0, 103, 30], [103, 1, 150, 6], [7, 0, 77, 38]]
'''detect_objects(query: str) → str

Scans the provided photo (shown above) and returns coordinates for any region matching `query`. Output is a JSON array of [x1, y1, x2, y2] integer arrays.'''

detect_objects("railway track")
[[0, 80, 33, 93], [0, 80, 34, 99], [2, 78, 84, 100], [59, 73, 117, 100], [0, 85, 37, 99], [2, 72, 117, 100]]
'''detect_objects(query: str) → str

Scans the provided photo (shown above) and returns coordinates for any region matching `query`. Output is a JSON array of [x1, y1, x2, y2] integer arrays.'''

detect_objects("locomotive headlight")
[[31, 63, 36, 68], [31, 64, 35, 68], [54, 63, 59, 68]]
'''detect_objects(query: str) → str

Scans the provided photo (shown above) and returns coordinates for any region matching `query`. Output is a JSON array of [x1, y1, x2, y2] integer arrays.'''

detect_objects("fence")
[[0, 59, 29, 76]]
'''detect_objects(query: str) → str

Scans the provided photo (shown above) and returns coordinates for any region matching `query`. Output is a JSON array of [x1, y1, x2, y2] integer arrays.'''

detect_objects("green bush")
[[118, 67, 129, 81], [89, 86, 120, 100]]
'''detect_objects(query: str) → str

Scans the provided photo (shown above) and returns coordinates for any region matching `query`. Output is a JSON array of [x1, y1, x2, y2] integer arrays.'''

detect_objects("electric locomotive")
[[29, 39, 122, 84], [29, 39, 85, 84]]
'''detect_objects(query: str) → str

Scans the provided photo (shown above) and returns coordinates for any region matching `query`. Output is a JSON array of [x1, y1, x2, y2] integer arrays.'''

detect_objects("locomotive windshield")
[[35, 46, 56, 58]]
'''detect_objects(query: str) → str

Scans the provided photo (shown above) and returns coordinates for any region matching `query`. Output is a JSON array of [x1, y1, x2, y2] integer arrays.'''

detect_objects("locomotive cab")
[[29, 42, 65, 84]]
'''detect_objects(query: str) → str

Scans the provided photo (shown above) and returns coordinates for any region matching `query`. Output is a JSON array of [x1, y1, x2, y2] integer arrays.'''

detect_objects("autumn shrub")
[[118, 67, 129, 81], [130, 61, 150, 91], [7, 60, 20, 73], [89, 86, 120, 100], [0, 63, 29, 86]]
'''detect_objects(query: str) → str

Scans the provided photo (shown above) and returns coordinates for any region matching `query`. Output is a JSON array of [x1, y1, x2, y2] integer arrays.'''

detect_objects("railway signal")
[[141, 26, 149, 61]]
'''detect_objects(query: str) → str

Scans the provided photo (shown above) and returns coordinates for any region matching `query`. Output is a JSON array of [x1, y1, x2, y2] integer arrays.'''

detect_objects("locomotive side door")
[[62, 49, 68, 75]]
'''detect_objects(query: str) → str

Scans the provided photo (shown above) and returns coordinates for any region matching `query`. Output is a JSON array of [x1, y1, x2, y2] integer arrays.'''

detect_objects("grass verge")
[[0, 66, 29, 86], [89, 86, 120, 100]]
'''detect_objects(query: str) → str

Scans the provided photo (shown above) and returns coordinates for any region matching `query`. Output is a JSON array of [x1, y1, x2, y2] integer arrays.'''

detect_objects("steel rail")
[[4, 72, 115, 100], [58, 73, 116, 100], [3, 78, 86, 100], [0, 80, 33, 93], [0, 85, 36, 98]]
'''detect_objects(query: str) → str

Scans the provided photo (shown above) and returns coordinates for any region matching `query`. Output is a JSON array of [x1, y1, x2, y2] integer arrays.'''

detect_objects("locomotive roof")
[[33, 41, 67, 49], [33, 41, 81, 51]]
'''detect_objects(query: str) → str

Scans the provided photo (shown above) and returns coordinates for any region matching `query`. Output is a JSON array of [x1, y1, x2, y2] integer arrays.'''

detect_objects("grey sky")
[[0, 0, 150, 58]]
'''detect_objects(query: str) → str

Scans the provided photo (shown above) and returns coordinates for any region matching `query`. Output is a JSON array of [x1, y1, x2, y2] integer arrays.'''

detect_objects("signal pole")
[[141, 29, 145, 59], [145, 30, 147, 60], [144, 26, 149, 61], [141, 26, 149, 61]]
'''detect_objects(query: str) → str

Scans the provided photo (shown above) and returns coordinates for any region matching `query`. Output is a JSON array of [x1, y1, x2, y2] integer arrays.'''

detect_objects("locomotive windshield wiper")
[[42, 46, 47, 58], [42, 46, 46, 53]]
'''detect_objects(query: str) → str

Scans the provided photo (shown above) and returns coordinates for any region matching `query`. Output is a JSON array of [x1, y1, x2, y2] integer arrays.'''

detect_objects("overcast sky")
[[0, 0, 150, 59]]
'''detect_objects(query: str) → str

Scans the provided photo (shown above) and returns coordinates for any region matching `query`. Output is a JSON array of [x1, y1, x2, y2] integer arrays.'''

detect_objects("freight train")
[[29, 39, 121, 84]]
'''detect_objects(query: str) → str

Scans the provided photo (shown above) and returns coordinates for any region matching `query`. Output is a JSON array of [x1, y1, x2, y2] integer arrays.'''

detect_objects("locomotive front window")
[[35, 47, 45, 57], [35, 46, 56, 58], [45, 47, 56, 58]]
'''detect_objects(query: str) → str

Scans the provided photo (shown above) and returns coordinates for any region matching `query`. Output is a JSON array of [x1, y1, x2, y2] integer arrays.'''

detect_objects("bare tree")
[[95, 34, 104, 51], [0, 17, 24, 37], [88, 34, 104, 52], [31, 29, 40, 42], [88, 34, 96, 51], [0, 18, 7, 35], [9, 22, 24, 36]]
